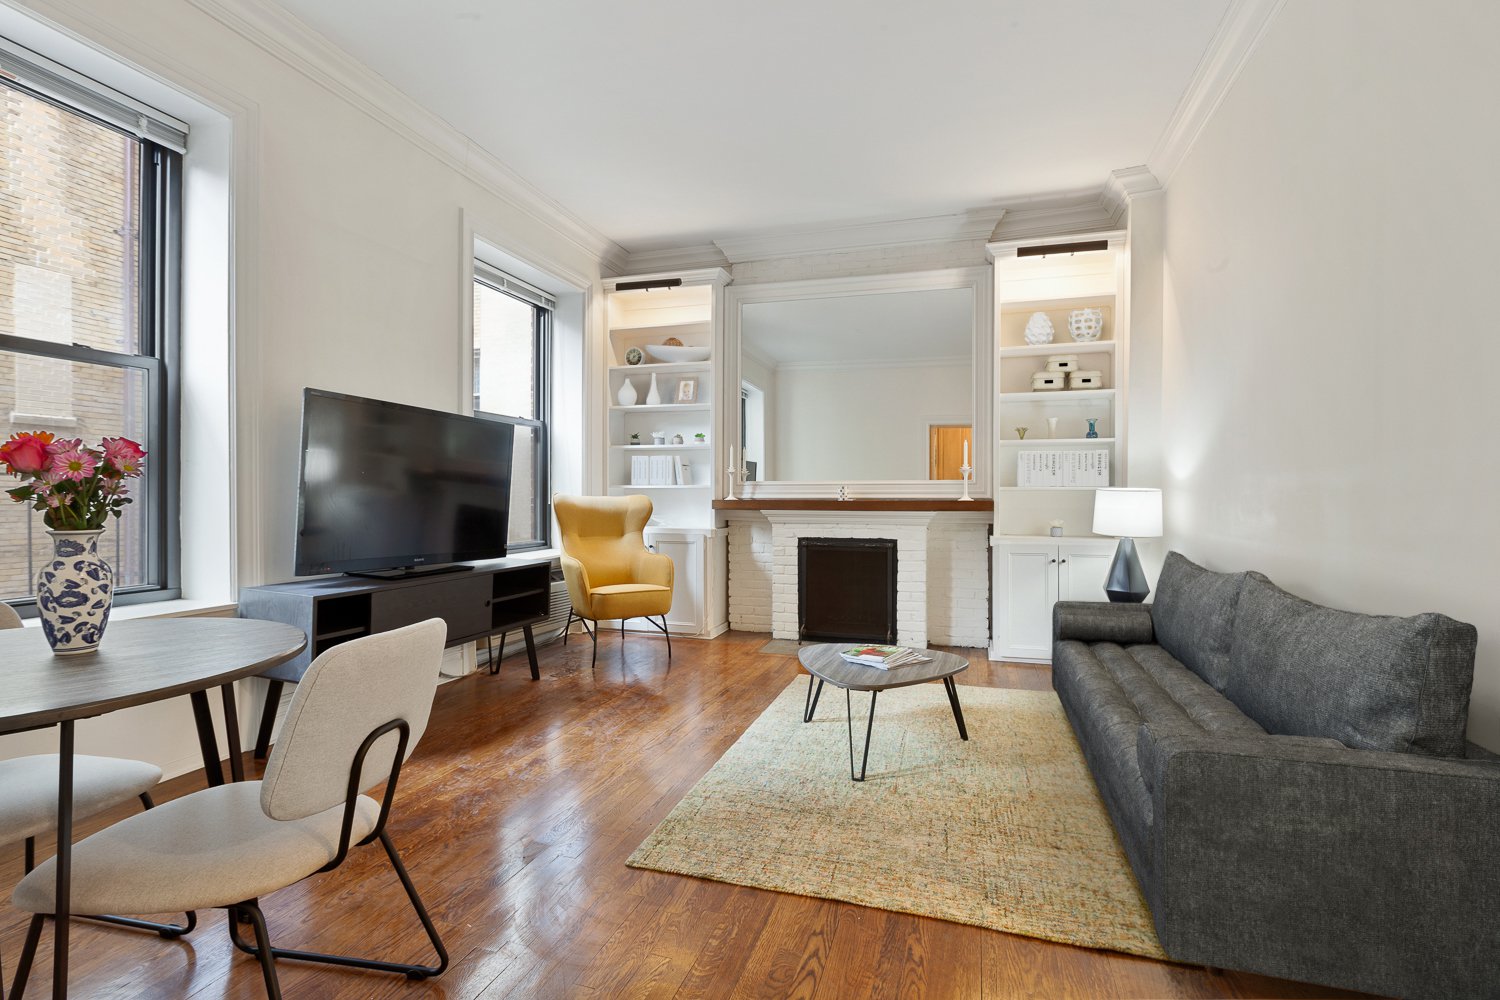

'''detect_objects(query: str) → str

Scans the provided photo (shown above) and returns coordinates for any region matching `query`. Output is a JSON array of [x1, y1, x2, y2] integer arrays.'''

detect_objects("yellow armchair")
[[554, 494, 675, 667]]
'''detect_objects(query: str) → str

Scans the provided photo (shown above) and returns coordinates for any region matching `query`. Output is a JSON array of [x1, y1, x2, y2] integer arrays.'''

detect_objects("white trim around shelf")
[[609, 444, 710, 451], [608, 361, 711, 375], [998, 437, 1116, 446], [998, 389, 1116, 403], [999, 293, 1116, 314], [609, 484, 713, 492], [998, 341, 1115, 359], [996, 486, 1109, 493], [609, 403, 712, 413]]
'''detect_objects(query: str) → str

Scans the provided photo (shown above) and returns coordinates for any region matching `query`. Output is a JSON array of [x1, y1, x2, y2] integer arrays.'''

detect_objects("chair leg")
[[661, 616, 671, 660], [577, 617, 597, 669], [8, 914, 44, 1000], [226, 833, 448, 981], [230, 902, 283, 1000], [562, 608, 573, 645]]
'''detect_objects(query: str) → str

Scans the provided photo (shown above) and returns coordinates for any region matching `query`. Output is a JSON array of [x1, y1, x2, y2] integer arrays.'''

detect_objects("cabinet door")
[[993, 543, 1059, 661], [645, 533, 704, 633], [1057, 543, 1116, 604]]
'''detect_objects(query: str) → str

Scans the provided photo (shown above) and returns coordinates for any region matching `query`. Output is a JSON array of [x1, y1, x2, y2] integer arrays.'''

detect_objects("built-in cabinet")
[[990, 536, 1115, 661], [602, 269, 732, 640]]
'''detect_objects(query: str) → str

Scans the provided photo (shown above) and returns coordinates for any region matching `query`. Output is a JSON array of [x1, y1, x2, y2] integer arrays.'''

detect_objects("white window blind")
[[0, 36, 188, 152], [474, 260, 556, 310]]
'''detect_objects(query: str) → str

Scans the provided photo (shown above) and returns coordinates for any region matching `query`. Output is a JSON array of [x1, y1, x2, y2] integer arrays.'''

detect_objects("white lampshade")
[[1092, 488, 1163, 538]]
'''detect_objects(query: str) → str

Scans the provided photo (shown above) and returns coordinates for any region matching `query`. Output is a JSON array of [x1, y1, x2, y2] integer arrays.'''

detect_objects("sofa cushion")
[[1150, 552, 1249, 691], [1224, 575, 1478, 757]]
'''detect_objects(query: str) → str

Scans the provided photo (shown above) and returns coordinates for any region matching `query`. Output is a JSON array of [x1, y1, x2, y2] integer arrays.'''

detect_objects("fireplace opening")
[[798, 537, 898, 644]]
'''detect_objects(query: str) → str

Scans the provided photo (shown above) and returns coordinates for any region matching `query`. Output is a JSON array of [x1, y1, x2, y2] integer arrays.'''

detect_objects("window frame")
[[471, 272, 552, 552], [0, 81, 182, 611]]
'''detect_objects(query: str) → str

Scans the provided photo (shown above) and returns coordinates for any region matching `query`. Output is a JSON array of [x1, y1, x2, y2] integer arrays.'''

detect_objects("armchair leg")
[[232, 902, 283, 1000], [226, 832, 448, 982], [562, 609, 574, 645], [642, 614, 672, 660]]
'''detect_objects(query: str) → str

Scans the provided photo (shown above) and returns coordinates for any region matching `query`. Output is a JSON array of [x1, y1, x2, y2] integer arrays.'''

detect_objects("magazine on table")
[[840, 644, 932, 669]]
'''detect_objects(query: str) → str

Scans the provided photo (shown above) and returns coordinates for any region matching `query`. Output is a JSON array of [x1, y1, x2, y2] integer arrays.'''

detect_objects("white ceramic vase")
[[1068, 308, 1104, 342], [36, 529, 113, 655], [617, 377, 638, 406], [645, 373, 662, 406], [1024, 312, 1054, 346]]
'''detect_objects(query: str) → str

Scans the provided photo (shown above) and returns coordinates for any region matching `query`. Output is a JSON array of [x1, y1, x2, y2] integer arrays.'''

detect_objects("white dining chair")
[[8, 618, 450, 1000], [0, 603, 195, 998]]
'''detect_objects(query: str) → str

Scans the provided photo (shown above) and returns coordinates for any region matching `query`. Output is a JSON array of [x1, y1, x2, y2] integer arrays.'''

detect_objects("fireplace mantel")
[[712, 498, 993, 512]]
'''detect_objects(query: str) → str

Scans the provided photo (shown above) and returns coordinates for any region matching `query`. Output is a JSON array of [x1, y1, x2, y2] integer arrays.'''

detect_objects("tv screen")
[[294, 389, 515, 576]]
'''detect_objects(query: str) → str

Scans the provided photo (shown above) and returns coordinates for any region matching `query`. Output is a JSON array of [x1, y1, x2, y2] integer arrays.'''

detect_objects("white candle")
[[963, 439, 969, 467]]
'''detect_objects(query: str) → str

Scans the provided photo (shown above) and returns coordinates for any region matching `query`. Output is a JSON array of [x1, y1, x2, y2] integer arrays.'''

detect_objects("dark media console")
[[238, 556, 552, 757]]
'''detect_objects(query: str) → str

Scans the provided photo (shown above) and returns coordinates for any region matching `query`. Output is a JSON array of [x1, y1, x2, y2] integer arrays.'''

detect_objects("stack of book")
[[630, 454, 691, 486], [1017, 449, 1109, 487], [839, 645, 932, 669]]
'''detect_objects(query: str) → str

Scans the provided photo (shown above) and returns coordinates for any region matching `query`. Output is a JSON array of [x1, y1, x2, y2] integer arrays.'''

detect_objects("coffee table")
[[797, 643, 969, 781]]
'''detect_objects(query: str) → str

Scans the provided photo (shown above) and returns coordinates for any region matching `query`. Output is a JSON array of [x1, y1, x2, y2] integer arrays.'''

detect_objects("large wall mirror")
[[723, 269, 993, 497]]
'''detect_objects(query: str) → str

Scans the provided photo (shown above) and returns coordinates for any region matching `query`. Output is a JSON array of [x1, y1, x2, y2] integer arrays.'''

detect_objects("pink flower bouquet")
[[2, 431, 146, 530]]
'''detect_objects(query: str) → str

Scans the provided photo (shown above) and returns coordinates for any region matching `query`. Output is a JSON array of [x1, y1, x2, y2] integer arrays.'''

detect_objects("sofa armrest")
[[1052, 601, 1155, 646], [1138, 727, 1500, 997]]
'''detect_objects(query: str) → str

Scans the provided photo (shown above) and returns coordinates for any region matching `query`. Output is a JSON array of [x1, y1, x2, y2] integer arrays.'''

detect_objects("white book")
[[630, 455, 649, 486]]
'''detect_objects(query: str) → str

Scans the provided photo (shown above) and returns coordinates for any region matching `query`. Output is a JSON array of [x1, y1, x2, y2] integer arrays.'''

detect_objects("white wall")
[[772, 361, 971, 481], [1160, 0, 1500, 747], [0, 0, 606, 776]]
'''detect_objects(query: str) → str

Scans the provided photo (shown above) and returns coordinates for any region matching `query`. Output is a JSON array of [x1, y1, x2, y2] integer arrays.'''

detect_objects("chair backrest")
[[260, 618, 446, 821], [0, 602, 21, 630], [554, 494, 652, 587]]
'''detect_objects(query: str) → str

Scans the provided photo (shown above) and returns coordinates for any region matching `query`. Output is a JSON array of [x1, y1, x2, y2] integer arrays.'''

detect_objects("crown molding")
[[186, 0, 629, 274], [620, 243, 730, 274], [1148, 0, 1287, 187], [710, 207, 1007, 265]]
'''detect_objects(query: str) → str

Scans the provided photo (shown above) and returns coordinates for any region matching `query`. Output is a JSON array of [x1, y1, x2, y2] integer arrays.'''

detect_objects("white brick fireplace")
[[724, 511, 991, 648]]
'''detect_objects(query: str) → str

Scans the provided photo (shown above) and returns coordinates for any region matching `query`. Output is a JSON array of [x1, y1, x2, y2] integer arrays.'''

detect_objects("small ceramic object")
[[617, 377, 638, 406], [1068, 307, 1104, 342], [1050, 526, 1063, 537], [624, 346, 643, 366], [671, 433, 684, 445], [1015, 427, 1028, 440], [1047, 416, 1060, 439], [1024, 312, 1054, 346], [1086, 418, 1100, 439], [646, 373, 662, 405], [694, 433, 706, 443], [629, 433, 641, 445], [651, 431, 667, 445], [36, 529, 113, 655]]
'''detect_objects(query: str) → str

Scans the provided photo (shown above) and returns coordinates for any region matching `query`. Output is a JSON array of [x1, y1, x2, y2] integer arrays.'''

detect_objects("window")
[[472, 262, 551, 550], [0, 50, 184, 607]]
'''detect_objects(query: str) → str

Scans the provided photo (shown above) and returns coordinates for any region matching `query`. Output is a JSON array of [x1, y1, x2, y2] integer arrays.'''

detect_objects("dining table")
[[0, 616, 307, 999]]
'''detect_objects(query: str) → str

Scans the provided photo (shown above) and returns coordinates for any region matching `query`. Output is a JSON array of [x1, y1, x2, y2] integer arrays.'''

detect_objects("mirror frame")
[[719, 267, 994, 498]]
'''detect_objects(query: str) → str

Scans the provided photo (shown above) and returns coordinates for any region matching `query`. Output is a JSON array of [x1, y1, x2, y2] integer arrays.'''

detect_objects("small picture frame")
[[675, 378, 698, 403]]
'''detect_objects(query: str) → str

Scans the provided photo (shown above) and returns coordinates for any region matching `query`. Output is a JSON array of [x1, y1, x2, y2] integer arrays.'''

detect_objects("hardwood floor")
[[0, 629, 1373, 999]]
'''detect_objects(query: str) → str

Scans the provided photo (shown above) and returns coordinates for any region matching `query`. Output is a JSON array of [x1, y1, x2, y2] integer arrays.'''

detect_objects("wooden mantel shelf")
[[713, 498, 994, 512]]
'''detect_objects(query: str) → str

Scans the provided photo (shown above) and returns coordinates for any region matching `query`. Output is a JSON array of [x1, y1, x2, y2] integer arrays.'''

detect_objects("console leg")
[[523, 625, 539, 681]]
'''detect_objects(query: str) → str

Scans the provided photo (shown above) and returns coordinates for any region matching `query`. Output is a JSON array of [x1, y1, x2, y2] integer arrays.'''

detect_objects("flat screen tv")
[[294, 388, 514, 577]]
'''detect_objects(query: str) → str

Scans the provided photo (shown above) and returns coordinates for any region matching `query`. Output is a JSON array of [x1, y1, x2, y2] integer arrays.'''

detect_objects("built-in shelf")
[[997, 486, 1103, 493], [608, 403, 712, 413], [610, 444, 710, 452], [998, 341, 1115, 359], [610, 484, 712, 493], [998, 436, 1116, 446], [1000, 293, 1116, 314], [998, 388, 1116, 403], [606, 318, 712, 333], [608, 361, 711, 375]]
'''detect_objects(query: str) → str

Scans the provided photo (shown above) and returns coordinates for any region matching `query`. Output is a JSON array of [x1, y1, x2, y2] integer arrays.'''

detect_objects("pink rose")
[[102, 436, 146, 477], [0, 431, 55, 475]]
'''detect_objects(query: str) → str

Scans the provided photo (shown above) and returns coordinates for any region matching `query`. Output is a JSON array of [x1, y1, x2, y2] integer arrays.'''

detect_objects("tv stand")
[[239, 556, 552, 759], [344, 563, 474, 580]]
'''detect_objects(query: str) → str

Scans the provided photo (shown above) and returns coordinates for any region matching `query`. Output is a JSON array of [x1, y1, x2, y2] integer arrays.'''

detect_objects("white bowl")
[[645, 344, 711, 363]]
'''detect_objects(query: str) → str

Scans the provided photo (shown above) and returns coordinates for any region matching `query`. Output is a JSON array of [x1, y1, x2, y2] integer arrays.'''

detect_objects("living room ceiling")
[[274, 0, 1232, 252]]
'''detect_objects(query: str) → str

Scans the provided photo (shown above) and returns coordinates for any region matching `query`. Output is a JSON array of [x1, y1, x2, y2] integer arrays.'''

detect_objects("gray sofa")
[[1051, 551, 1496, 1000]]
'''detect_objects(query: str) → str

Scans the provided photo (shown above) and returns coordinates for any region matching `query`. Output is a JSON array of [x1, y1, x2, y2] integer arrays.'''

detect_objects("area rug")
[[627, 679, 1166, 959], [755, 638, 803, 656]]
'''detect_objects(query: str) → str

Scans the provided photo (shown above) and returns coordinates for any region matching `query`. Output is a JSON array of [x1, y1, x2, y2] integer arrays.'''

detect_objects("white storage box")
[[1068, 370, 1104, 389], [1031, 371, 1067, 391], [1045, 355, 1079, 372]]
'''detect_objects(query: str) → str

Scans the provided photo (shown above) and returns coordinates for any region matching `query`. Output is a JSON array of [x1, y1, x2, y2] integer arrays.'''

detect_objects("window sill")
[[15, 597, 236, 627]]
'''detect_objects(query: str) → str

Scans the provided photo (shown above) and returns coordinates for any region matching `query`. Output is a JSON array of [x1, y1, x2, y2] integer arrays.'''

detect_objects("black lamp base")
[[1105, 537, 1150, 603]]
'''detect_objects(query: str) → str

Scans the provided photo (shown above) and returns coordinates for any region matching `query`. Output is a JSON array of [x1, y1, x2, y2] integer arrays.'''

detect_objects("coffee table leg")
[[943, 676, 969, 741], [847, 688, 878, 782], [803, 675, 824, 723]]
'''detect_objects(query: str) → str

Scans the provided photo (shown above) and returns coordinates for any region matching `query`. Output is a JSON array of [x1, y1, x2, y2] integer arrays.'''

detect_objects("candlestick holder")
[[724, 463, 738, 502], [958, 463, 974, 501]]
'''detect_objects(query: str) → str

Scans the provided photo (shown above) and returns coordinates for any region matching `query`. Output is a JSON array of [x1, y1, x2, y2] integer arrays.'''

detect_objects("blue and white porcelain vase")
[[36, 529, 113, 655]]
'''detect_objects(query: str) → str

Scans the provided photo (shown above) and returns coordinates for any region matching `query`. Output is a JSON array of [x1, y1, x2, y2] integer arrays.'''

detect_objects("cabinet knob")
[[1060, 559, 1068, 565], [1050, 558, 1057, 564]]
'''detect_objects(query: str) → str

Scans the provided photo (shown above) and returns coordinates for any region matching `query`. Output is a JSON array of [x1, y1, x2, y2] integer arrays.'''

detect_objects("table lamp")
[[1092, 488, 1162, 603]]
